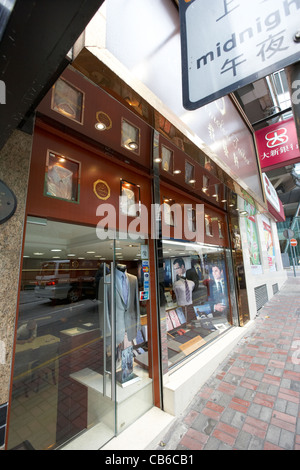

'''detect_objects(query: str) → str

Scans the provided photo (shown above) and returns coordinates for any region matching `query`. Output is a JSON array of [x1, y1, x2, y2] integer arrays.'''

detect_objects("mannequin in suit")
[[98, 264, 141, 345]]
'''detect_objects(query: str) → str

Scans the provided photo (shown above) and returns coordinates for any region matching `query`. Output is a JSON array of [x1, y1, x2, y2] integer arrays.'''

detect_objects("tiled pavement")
[[157, 274, 300, 451]]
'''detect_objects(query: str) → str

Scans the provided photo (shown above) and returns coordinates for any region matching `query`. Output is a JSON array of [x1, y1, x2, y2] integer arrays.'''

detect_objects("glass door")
[[8, 218, 117, 450], [8, 219, 154, 450]]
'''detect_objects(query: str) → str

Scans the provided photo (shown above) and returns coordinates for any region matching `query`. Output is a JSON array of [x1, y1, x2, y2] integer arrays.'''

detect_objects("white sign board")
[[179, 0, 300, 110], [262, 173, 281, 213]]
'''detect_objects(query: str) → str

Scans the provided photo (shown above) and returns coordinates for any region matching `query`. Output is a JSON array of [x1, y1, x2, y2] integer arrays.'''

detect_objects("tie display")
[[185, 280, 191, 303]]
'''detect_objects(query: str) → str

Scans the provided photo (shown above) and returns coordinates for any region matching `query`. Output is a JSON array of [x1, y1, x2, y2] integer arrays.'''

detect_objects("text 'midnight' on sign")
[[179, 0, 300, 110]]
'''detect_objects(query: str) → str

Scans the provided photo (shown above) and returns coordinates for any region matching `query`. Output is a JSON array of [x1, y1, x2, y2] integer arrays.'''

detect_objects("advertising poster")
[[244, 201, 262, 274], [262, 215, 276, 272]]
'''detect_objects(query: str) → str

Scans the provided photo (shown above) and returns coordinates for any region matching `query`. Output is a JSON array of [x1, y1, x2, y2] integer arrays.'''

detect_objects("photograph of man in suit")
[[172, 257, 194, 307], [209, 263, 228, 316]]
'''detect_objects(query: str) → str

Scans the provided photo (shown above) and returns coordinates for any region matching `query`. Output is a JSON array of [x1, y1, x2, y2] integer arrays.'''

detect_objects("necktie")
[[217, 281, 222, 293], [196, 267, 202, 279], [185, 280, 191, 303], [122, 274, 128, 305]]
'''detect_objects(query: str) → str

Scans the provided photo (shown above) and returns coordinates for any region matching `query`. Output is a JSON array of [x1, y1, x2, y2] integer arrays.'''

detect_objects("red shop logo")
[[265, 127, 288, 148]]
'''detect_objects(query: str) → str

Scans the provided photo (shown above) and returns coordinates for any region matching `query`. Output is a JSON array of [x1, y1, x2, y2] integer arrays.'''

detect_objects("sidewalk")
[[156, 274, 300, 451]]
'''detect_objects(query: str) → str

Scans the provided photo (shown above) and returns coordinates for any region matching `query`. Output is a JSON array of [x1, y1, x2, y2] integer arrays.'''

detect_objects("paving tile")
[[157, 277, 300, 451]]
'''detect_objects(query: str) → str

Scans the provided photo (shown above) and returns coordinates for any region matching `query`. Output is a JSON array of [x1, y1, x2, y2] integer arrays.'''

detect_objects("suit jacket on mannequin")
[[98, 268, 141, 345]]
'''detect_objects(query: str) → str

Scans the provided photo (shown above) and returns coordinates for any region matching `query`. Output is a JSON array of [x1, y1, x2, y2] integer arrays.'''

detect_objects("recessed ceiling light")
[[67, 254, 76, 257], [189, 179, 196, 184], [154, 157, 162, 163], [128, 141, 138, 150], [173, 169, 181, 174], [52, 256, 60, 259], [51, 249, 62, 252], [95, 122, 107, 131], [86, 251, 96, 254], [33, 252, 44, 256]]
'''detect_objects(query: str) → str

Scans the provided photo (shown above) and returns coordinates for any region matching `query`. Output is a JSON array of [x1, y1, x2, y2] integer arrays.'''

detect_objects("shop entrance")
[[7, 218, 153, 450]]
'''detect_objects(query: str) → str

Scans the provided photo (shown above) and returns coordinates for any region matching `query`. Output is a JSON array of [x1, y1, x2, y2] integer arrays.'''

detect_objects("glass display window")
[[161, 240, 234, 369]]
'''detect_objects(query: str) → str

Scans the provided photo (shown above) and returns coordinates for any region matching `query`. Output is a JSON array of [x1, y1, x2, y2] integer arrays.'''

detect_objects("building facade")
[[1, 0, 288, 450]]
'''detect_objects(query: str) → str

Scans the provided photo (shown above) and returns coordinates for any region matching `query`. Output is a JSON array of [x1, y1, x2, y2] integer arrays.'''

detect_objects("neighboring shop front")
[[237, 177, 287, 317]]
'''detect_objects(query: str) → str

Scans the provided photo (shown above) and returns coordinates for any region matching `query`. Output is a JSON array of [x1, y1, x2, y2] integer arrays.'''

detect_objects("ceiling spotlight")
[[128, 141, 138, 150], [189, 179, 196, 184], [95, 122, 107, 131], [173, 169, 181, 175], [154, 157, 162, 163]]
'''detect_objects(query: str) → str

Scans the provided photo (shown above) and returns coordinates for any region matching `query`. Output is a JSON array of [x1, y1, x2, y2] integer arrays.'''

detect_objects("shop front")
[[6, 66, 263, 449]]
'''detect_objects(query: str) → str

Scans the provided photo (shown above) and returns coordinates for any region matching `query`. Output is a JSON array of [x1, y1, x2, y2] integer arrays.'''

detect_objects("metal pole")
[[292, 244, 298, 276], [110, 261, 116, 402], [290, 237, 297, 277]]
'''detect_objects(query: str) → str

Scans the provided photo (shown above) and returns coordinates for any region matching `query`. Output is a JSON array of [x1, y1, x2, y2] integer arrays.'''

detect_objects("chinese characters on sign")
[[255, 117, 300, 170], [179, 0, 300, 110], [197, 97, 264, 201]]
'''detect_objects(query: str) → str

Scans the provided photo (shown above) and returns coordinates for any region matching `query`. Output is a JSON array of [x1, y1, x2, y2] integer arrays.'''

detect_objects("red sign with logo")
[[255, 117, 300, 171], [291, 239, 297, 247]]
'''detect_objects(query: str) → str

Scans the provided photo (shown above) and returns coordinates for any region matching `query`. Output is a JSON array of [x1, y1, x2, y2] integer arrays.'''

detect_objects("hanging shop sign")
[[255, 117, 300, 170], [262, 173, 285, 222], [179, 0, 300, 110]]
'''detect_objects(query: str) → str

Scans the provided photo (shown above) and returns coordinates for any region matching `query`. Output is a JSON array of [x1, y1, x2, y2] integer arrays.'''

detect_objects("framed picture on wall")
[[185, 161, 195, 185], [161, 145, 173, 173], [121, 118, 140, 155], [163, 200, 175, 226], [44, 151, 80, 203], [120, 180, 140, 216], [205, 214, 213, 236], [51, 78, 84, 124]]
